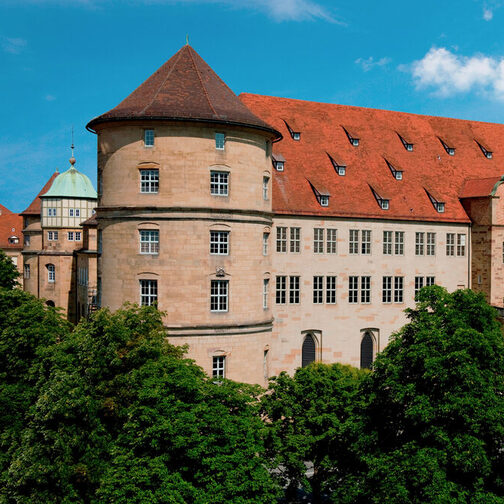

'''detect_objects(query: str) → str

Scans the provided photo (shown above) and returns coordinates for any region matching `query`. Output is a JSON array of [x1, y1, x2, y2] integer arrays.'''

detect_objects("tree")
[[335, 286, 504, 504], [0, 250, 19, 289], [4, 305, 278, 503], [0, 288, 70, 500], [261, 363, 366, 503]]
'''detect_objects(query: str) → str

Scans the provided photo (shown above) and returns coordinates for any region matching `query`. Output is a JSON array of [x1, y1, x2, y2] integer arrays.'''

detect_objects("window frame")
[[415, 232, 425, 256], [276, 275, 286, 304], [394, 276, 404, 303], [140, 169, 159, 194], [382, 276, 392, 303], [144, 129, 155, 147], [361, 230, 371, 255], [349, 229, 359, 255], [47, 264, 55, 283], [314, 228, 324, 254], [215, 132, 225, 150], [140, 230, 160, 255], [289, 276, 300, 304], [210, 170, 229, 197], [327, 228, 337, 254], [326, 276, 337, 304], [313, 276, 323, 304], [290, 227, 300, 253], [139, 279, 158, 306], [276, 227, 287, 253], [263, 278, 269, 309], [212, 355, 226, 378], [210, 279, 228, 312]]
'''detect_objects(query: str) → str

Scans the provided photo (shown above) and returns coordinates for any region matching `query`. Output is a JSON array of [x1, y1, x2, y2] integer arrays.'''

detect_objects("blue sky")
[[1, 0, 504, 212]]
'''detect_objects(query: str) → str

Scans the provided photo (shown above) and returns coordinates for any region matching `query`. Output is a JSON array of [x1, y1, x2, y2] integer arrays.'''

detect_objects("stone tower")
[[86, 45, 281, 383]]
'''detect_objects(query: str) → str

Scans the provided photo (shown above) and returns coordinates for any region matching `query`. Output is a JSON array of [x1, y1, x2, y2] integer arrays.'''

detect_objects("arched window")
[[360, 332, 374, 369], [47, 264, 55, 283], [302, 334, 316, 367]]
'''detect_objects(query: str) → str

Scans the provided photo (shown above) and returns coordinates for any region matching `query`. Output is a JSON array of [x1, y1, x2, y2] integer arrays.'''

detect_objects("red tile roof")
[[240, 94, 504, 223], [0, 213, 23, 249], [21, 172, 59, 216], [0, 204, 12, 216], [460, 176, 504, 198], [87, 45, 279, 139]]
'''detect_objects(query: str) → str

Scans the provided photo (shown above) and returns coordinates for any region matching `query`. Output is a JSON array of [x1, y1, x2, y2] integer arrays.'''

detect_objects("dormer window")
[[309, 180, 330, 207], [328, 154, 346, 176], [283, 120, 300, 141], [398, 134, 413, 151], [439, 138, 455, 156], [8, 236, 19, 244], [385, 159, 403, 180], [343, 127, 359, 147], [272, 153, 286, 172], [370, 186, 389, 210], [476, 141, 493, 159], [426, 189, 445, 213], [320, 195, 329, 207]]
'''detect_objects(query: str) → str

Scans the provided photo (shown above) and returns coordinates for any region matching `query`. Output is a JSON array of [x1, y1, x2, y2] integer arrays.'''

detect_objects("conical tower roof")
[[86, 45, 280, 138]]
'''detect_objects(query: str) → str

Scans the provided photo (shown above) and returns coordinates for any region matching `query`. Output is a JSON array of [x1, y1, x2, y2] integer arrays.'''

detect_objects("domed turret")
[[42, 162, 97, 199]]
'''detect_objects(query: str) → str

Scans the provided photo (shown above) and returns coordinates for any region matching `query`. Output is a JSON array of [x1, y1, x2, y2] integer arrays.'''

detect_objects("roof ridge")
[[187, 46, 217, 117], [139, 47, 184, 116]]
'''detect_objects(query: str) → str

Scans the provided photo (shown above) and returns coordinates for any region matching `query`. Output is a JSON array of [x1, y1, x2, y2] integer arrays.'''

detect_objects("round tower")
[[87, 45, 281, 384]]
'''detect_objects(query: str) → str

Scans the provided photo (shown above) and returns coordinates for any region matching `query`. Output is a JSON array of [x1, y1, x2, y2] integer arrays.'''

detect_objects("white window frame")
[[414, 276, 424, 297], [47, 264, 55, 283], [289, 276, 300, 304], [361, 230, 371, 255], [215, 132, 225, 150], [263, 279, 269, 309], [349, 230, 359, 254], [68, 232, 74, 241], [140, 230, 160, 255], [24, 264, 30, 279], [383, 231, 392, 255], [263, 176, 269, 200], [276, 275, 286, 304], [361, 276, 371, 304], [210, 171, 229, 196], [276, 227, 287, 253], [75, 232, 81, 241], [327, 228, 337, 254], [263, 233, 269, 256], [415, 232, 425, 256], [313, 276, 323, 304], [144, 129, 155, 147], [395, 231, 404, 255], [314, 228, 324, 254], [382, 276, 392, 303], [212, 355, 226, 377], [326, 276, 337, 304], [457, 234, 466, 256], [349, 276, 359, 303], [140, 169, 159, 194], [210, 280, 228, 312], [290, 227, 300, 253], [427, 232, 436, 256], [48, 231, 59, 241], [446, 233, 455, 256], [140, 279, 158, 306], [394, 276, 404, 303], [210, 230, 229, 255]]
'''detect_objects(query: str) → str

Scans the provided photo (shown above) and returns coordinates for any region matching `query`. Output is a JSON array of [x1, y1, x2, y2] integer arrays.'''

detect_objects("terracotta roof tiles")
[[0, 213, 23, 249], [240, 93, 504, 223], [21, 172, 59, 216]]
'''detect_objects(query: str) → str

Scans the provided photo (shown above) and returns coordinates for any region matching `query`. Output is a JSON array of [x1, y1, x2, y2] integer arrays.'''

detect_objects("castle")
[[5, 44, 504, 385]]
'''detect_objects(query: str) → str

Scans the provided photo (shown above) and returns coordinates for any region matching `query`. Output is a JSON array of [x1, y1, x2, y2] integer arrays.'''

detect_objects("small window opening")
[[439, 138, 455, 156], [272, 153, 286, 172], [283, 120, 300, 141], [426, 189, 445, 213], [144, 129, 154, 147], [215, 133, 225, 150], [476, 141, 493, 159], [320, 195, 329, 207], [343, 127, 359, 147], [398, 133, 413, 151], [328, 154, 346, 176], [302, 334, 316, 367], [370, 186, 389, 211], [385, 159, 403, 181], [360, 332, 374, 369]]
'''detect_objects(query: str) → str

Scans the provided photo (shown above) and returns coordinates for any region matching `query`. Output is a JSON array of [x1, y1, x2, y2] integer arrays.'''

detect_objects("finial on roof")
[[186, 34, 189, 45], [69, 125, 76, 167]]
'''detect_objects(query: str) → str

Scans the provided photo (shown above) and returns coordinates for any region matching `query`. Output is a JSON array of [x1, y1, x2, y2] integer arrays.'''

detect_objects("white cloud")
[[1, 0, 339, 23], [409, 47, 504, 100], [355, 56, 391, 72], [483, 7, 493, 20], [1, 37, 27, 54]]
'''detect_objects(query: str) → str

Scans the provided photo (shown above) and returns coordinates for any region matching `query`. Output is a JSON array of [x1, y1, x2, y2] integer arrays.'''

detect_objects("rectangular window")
[[427, 232, 436, 256], [75, 209, 80, 217], [140, 169, 159, 193], [276, 227, 287, 252], [415, 232, 425, 256], [457, 234, 466, 256], [210, 280, 228, 312], [395, 231, 404, 255], [276, 276, 286, 304], [289, 276, 300, 304], [326, 276, 337, 304], [361, 230, 371, 255], [69, 209, 74, 217], [361, 276, 371, 303], [426, 276, 435, 286], [394, 276, 404, 303], [349, 230, 359, 254], [314, 228, 324, 253], [215, 132, 225, 150], [24, 264, 30, 279], [210, 231, 229, 255], [212, 355, 225, 378], [68, 232, 74, 241], [139, 279, 157, 306], [48, 231, 59, 241], [24, 235, 30, 246], [263, 176, 269, 200], [75, 232, 81, 241], [327, 228, 337, 253], [48, 265, 55, 283], [290, 227, 300, 253], [313, 276, 323, 304], [382, 276, 392, 303], [140, 230, 160, 254], [210, 171, 229, 196], [263, 279, 269, 309], [263, 233, 269, 256], [446, 233, 455, 256], [48, 208, 57, 216], [144, 129, 154, 147], [349, 276, 359, 304], [383, 231, 392, 255], [414, 276, 424, 297]]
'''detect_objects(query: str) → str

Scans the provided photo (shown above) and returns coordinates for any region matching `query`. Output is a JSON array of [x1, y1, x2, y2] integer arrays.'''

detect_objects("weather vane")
[[186, 34, 189, 45]]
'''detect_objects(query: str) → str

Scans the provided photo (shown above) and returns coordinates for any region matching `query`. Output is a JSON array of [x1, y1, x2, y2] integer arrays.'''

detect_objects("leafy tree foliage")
[[335, 286, 504, 504], [0, 288, 70, 500], [0, 250, 20, 289], [261, 363, 366, 503], [3, 305, 278, 504]]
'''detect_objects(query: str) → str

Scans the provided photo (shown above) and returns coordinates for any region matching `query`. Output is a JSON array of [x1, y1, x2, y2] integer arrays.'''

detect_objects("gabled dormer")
[[283, 120, 301, 141], [475, 140, 493, 159], [397, 132, 413, 151], [342, 126, 359, 147], [327, 153, 346, 176], [384, 158, 403, 180], [272, 153, 286, 172], [425, 188, 445, 213], [438, 137, 455, 156], [369, 185, 389, 210], [308, 180, 330, 207]]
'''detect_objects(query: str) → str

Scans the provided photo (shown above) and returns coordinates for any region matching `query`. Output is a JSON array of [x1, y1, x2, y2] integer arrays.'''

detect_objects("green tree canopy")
[[261, 363, 366, 503], [4, 305, 278, 504], [336, 286, 504, 504], [0, 250, 19, 290]]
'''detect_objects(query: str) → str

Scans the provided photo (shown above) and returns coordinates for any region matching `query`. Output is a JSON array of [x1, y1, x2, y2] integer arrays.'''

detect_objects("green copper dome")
[[42, 165, 97, 199]]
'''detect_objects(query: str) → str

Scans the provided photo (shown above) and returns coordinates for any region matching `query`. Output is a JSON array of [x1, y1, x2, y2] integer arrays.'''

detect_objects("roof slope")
[[0, 204, 12, 216], [240, 93, 504, 223], [87, 45, 279, 138], [21, 172, 59, 216], [459, 176, 504, 198], [0, 213, 23, 249]]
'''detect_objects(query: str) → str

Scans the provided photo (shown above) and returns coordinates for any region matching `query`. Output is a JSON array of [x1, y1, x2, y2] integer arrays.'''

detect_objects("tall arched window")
[[360, 332, 374, 369], [47, 264, 55, 283], [302, 334, 316, 367]]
